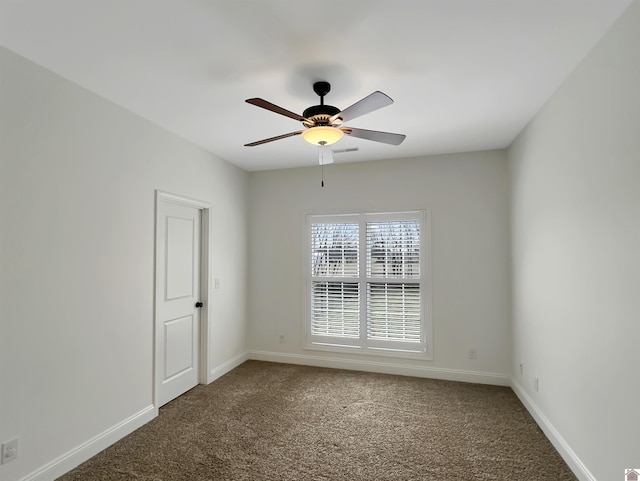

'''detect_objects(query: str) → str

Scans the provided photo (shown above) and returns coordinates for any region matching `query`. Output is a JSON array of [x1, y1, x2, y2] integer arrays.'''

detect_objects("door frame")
[[154, 190, 211, 409]]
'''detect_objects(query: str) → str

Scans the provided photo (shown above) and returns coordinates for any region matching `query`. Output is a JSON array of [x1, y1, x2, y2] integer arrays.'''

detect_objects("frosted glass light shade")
[[302, 126, 344, 146]]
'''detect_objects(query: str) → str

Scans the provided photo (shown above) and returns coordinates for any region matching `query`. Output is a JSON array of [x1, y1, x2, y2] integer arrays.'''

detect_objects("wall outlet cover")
[[1, 438, 18, 465]]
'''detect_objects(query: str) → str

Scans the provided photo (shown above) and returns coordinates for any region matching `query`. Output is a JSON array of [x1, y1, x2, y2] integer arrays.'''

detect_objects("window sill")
[[304, 341, 432, 361]]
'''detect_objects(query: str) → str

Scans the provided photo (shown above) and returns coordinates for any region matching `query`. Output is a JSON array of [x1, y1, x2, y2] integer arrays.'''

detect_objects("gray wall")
[[0, 47, 249, 481], [248, 151, 512, 382], [3, 1, 639, 478], [508, 1, 640, 479]]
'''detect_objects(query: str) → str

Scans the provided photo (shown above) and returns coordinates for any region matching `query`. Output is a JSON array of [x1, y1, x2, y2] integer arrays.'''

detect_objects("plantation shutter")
[[311, 282, 359, 338], [366, 220, 421, 343], [366, 220, 420, 279], [310, 222, 360, 340], [307, 212, 428, 356]]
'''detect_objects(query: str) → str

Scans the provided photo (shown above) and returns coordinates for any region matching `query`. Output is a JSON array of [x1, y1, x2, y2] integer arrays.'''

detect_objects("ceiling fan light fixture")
[[302, 126, 344, 146]]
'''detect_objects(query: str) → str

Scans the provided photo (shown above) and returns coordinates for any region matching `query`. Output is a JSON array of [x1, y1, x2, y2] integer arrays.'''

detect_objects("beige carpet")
[[57, 361, 576, 480]]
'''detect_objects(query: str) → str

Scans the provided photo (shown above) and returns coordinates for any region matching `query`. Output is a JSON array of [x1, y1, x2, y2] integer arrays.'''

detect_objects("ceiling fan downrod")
[[313, 81, 331, 105]]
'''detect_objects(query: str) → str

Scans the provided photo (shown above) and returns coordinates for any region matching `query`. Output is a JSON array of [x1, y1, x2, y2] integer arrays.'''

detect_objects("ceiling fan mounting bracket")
[[312, 81, 331, 99]]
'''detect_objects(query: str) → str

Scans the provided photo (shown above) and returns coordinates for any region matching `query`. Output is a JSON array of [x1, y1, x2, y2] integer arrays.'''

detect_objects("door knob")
[[195, 302, 203, 308]]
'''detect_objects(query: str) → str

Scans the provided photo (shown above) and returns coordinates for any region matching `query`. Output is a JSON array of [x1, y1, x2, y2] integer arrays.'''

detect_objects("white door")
[[155, 199, 202, 407]]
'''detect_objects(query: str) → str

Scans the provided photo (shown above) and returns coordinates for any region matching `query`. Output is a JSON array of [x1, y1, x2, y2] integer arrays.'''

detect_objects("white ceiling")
[[0, 0, 632, 171]]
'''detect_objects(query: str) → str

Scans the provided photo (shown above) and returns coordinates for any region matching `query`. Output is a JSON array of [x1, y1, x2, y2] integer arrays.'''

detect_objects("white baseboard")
[[510, 380, 596, 481], [19, 352, 249, 481], [247, 350, 510, 386], [207, 351, 249, 384], [20, 404, 156, 481], [20, 352, 250, 481]]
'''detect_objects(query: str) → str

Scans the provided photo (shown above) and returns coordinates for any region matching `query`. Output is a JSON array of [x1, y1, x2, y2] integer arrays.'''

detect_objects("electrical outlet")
[[214, 278, 220, 290], [534, 377, 539, 392], [1, 438, 18, 465], [519, 363, 524, 375], [468, 348, 477, 360], [279, 334, 285, 344]]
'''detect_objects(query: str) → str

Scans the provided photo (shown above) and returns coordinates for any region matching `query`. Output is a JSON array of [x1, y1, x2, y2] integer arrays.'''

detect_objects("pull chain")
[[319, 141, 326, 187]]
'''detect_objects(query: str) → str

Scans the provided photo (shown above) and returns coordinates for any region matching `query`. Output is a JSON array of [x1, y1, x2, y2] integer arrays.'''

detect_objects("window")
[[306, 211, 430, 358]]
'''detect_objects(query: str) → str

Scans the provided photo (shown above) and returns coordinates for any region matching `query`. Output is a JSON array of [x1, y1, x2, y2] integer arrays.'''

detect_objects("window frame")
[[304, 210, 432, 360]]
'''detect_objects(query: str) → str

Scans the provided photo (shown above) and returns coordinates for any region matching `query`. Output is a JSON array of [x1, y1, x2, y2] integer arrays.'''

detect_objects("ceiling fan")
[[244, 81, 406, 158]]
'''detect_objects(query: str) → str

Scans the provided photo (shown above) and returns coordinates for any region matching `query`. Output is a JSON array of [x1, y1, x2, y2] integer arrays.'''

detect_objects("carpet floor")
[[57, 361, 577, 480]]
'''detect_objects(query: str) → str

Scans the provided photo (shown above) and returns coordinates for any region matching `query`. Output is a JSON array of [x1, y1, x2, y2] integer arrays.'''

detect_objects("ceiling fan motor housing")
[[303, 104, 341, 126]]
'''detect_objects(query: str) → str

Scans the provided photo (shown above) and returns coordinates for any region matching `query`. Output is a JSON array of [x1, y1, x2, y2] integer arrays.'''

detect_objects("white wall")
[[248, 151, 511, 383], [0, 47, 248, 481], [508, 1, 640, 479]]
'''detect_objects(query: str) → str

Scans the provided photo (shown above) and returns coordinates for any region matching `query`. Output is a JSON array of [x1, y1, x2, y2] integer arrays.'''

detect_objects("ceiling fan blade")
[[341, 127, 406, 146], [330, 91, 393, 124], [319, 145, 334, 165], [246, 98, 309, 122], [244, 130, 303, 147]]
